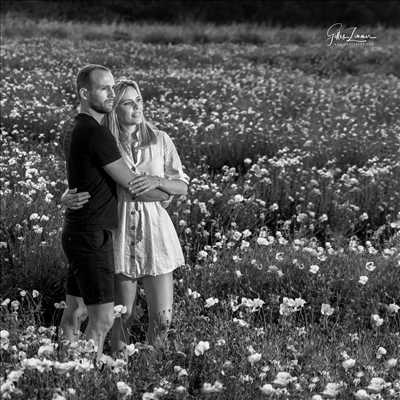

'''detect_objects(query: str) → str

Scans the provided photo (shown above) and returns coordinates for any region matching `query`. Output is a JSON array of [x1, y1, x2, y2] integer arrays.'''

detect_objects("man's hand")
[[129, 175, 161, 197], [61, 188, 91, 210]]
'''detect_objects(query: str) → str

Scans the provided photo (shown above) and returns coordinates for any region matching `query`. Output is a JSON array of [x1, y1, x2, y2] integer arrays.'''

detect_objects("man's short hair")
[[76, 64, 110, 99]]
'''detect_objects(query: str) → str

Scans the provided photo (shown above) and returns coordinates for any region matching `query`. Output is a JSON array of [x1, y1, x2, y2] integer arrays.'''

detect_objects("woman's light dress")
[[113, 130, 189, 279]]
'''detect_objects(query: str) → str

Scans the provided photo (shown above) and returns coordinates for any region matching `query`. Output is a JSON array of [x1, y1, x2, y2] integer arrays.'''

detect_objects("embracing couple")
[[58, 64, 189, 363]]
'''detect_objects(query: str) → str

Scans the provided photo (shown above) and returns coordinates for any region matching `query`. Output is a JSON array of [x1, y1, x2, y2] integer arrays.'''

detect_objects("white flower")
[[116, 381, 132, 398], [205, 297, 219, 308], [309, 264, 319, 274], [240, 297, 265, 313], [321, 303, 334, 316], [174, 366, 188, 378], [366, 377, 387, 393], [32, 290, 39, 298], [54, 301, 67, 309], [233, 318, 249, 328], [385, 358, 397, 369], [232, 255, 241, 262], [38, 344, 57, 357], [187, 288, 201, 299], [319, 214, 328, 222], [259, 383, 275, 395], [197, 250, 208, 260], [358, 276, 368, 285], [201, 380, 224, 393], [74, 358, 93, 372], [53, 361, 75, 374], [232, 230, 242, 241], [387, 303, 399, 314], [273, 371, 296, 387], [113, 304, 127, 318], [7, 370, 23, 382], [376, 347, 387, 359], [279, 297, 306, 316], [142, 393, 157, 400], [354, 389, 370, 400], [247, 352, 262, 365], [0, 330, 9, 339], [269, 203, 279, 211], [257, 237, 270, 246], [1, 298, 10, 306], [360, 212, 369, 221], [242, 229, 252, 238], [126, 344, 138, 356], [321, 382, 342, 397], [235, 270, 243, 278], [233, 194, 244, 203], [175, 386, 186, 393], [342, 358, 356, 370], [29, 213, 40, 221], [239, 374, 253, 383], [52, 393, 66, 400], [194, 341, 210, 356], [45, 193, 54, 203], [365, 261, 376, 271], [371, 314, 384, 327], [11, 300, 20, 311], [240, 240, 250, 250]]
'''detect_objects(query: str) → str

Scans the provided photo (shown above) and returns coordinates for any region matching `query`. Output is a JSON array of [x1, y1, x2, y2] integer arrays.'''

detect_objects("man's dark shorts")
[[61, 229, 114, 305]]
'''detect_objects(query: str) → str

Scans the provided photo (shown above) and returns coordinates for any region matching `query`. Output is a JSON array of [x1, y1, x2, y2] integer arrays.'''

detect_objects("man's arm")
[[103, 158, 169, 201], [102, 158, 137, 189]]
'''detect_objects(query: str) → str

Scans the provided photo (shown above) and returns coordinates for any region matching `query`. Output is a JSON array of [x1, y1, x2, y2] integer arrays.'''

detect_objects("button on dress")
[[112, 130, 189, 279]]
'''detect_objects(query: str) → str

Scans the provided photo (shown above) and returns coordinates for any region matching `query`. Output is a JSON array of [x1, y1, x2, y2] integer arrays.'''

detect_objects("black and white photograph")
[[0, 1, 399, 399]]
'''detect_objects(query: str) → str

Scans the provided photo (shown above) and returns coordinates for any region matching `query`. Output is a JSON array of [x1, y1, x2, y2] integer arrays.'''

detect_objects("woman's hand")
[[61, 188, 91, 210], [128, 174, 161, 196]]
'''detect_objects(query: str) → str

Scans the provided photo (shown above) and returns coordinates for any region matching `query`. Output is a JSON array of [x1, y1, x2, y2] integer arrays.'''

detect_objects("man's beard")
[[89, 98, 112, 114]]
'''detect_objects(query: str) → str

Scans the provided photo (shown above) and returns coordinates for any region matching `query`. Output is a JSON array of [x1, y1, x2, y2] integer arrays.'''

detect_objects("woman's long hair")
[[104, 79, 158, 157]]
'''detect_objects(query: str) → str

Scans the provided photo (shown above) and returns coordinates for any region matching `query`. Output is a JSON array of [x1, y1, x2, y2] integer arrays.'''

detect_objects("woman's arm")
[[123, 187, 170, 202], [61, 187, 169, 210], [129, 176, 188, 197], [159, 177, 188, 196]]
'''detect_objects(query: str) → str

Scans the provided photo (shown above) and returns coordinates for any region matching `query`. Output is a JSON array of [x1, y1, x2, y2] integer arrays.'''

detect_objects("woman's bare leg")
[[110, 274, 137, 354], [142, 271, 174, 348]]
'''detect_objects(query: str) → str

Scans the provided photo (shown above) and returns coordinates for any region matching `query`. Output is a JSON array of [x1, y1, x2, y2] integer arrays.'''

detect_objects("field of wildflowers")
[[1, 23, 400, 399]]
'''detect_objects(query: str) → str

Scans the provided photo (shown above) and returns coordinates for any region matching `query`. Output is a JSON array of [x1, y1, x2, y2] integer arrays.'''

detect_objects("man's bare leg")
[[84, 302, 115, 362], [59, 294, 88, 342]]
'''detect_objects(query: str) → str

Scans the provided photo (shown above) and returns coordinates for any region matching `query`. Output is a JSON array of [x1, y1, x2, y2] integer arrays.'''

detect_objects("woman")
[[62, 79, 189, 352]]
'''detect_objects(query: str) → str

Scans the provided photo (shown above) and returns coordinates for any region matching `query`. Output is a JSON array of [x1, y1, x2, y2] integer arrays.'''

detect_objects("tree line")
[[1, 0, 399, 26]]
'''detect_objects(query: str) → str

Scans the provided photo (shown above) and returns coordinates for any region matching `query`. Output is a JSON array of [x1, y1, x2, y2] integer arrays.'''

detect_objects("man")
[[59, 64, 168, 364]]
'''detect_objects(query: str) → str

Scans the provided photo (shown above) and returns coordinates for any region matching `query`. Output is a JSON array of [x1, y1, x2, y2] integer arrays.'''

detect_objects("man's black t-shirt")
[[64, 113, 121, 231]]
